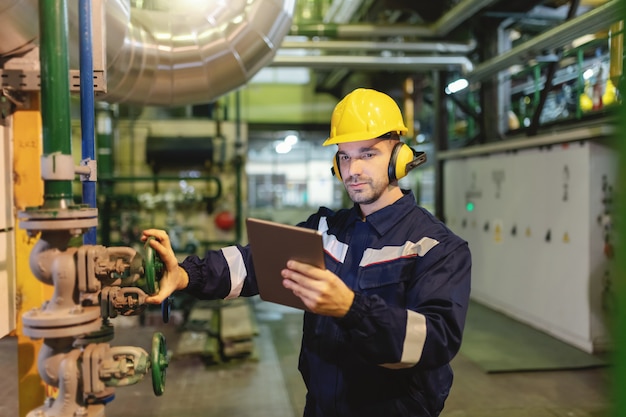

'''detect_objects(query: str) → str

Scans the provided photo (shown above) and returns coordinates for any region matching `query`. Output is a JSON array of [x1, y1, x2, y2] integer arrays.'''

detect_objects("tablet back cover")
[[246, 218, 325, 310]]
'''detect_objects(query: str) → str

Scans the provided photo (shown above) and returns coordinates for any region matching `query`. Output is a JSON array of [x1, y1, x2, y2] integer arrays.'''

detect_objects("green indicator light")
[[466, 202, 475, 212]]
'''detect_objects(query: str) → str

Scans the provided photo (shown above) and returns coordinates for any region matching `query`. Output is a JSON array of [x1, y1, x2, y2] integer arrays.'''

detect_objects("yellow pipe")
[[404, 77, 415, 141], [609, 20, 623, 87], [12, 92, 55, 417]]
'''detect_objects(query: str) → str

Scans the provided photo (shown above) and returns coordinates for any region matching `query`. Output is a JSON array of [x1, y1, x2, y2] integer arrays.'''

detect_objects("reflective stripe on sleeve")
[[222, 246, 247, 299], [380, 310, 427, 369]]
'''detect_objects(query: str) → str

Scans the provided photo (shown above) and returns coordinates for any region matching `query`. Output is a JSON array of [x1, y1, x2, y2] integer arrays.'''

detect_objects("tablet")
[[246, 217, 325, 311]]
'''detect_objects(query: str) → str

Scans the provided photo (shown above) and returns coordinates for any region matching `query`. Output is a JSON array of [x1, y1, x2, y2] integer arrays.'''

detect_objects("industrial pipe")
[[271, 54, 474, 73], [80, 0, 97, 245], [0, 0, 38, 56], [38, 0, 74, 210], [279, 39, 477, 54], [288, 23, 435, 39], [0, 0, 295, 106], [96, 0, 295, 106]]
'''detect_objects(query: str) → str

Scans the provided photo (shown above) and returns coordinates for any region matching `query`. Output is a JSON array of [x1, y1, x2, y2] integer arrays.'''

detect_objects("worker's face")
[[336, 138, 399, 214]]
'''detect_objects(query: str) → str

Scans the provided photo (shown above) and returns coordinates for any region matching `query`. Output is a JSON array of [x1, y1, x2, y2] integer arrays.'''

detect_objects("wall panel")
[[444, 140, 617, 353]]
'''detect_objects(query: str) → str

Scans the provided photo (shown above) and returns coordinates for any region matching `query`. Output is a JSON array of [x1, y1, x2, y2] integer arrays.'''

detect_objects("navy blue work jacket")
[[181, 190, 472, 417]]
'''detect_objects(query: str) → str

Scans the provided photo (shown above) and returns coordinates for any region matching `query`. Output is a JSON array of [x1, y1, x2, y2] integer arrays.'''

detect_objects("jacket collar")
[[347, 189, 417, 235]]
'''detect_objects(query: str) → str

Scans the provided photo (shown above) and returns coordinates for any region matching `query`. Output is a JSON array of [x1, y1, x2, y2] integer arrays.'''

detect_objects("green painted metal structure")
[[39, 0, 74, 209]]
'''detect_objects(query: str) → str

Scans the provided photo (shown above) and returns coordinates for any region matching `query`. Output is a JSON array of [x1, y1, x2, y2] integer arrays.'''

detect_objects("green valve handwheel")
[[144, 237, 170, 323], [151, 332, 168, 396], [144, 236, 164, 295]]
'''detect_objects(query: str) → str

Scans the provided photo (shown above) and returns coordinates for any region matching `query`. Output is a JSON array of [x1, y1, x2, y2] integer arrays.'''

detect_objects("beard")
[[344, 175, 387, 205]]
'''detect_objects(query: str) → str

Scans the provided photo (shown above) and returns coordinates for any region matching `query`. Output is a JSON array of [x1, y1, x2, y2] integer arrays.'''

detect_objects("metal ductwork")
[[279, 39, 477, 54], [0, 0, 39, 56], [98, 0, 295, 106], [271, 55, 474, 73], [0, 0, 296, 106], [275, 39, 476, 73], [281, 0, 491, 85]]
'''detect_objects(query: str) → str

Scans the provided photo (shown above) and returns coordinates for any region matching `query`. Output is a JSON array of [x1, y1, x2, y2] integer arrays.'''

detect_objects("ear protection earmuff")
[[331, 142, 427, 182], [331, 153, 342, 180], [388, 142, 427, 181]]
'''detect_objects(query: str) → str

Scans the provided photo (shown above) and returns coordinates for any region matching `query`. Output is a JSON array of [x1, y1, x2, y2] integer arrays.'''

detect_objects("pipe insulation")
[[98, 0, 295, 106], [0, 0, 296, 106], [279, 39, 477, 54], [272, 55, 474, 73], [0, 0, 38, 56]]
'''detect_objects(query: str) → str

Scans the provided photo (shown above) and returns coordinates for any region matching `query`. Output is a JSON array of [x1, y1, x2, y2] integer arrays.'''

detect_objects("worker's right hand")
[[141, 229, 190, 304]]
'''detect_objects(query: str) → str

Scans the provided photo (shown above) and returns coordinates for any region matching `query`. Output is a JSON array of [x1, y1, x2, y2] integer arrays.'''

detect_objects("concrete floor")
[[0, 299, 612, 417]]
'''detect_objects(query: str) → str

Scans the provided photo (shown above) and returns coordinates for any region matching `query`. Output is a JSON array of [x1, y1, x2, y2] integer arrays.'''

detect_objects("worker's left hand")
[[282, 260, 355, 317]]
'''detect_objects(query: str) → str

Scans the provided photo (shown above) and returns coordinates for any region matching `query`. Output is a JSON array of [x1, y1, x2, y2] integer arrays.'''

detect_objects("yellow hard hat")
[[323, 88, 408, 146]]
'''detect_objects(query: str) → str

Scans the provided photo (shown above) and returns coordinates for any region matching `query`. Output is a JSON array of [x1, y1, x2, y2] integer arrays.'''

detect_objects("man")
[[143, 88, 472, 416]]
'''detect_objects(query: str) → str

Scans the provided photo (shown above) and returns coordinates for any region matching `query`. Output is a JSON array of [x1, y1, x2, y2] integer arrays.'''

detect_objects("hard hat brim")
[[323, 128, 408, 146]]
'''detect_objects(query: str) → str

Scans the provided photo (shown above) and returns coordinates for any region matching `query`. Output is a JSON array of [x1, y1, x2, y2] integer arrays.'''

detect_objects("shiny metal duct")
[[279, 39, 477, 54], [0, 0, 38, 56], [0, 0, 296, 106], [288, 23, 436, 39], [271, 55, 474, 73], [99, 0, 295, 106], [279, 0, 486, 77]]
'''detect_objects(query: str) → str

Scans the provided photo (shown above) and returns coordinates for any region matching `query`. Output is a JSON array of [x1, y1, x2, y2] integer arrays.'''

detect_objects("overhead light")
[[509, 29, 521, 42], [284, 133, 299, 145], [583, 68, 595, 80], [445, 78, 469, 94], [275, 141, 292, 154]]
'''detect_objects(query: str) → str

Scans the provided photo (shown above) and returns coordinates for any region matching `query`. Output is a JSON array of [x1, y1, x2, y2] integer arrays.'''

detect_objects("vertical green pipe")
[[234, 91, 243, 243], [96, 103, 114, 181], [39, 0, 74, 209], [467, 91, 476, 138], [96, 103, 115, 245]]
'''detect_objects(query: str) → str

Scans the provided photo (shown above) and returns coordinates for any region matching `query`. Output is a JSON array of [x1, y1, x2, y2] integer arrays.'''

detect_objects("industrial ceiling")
[[0, 0, 617, 108], [284, 0, 612, 98]]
